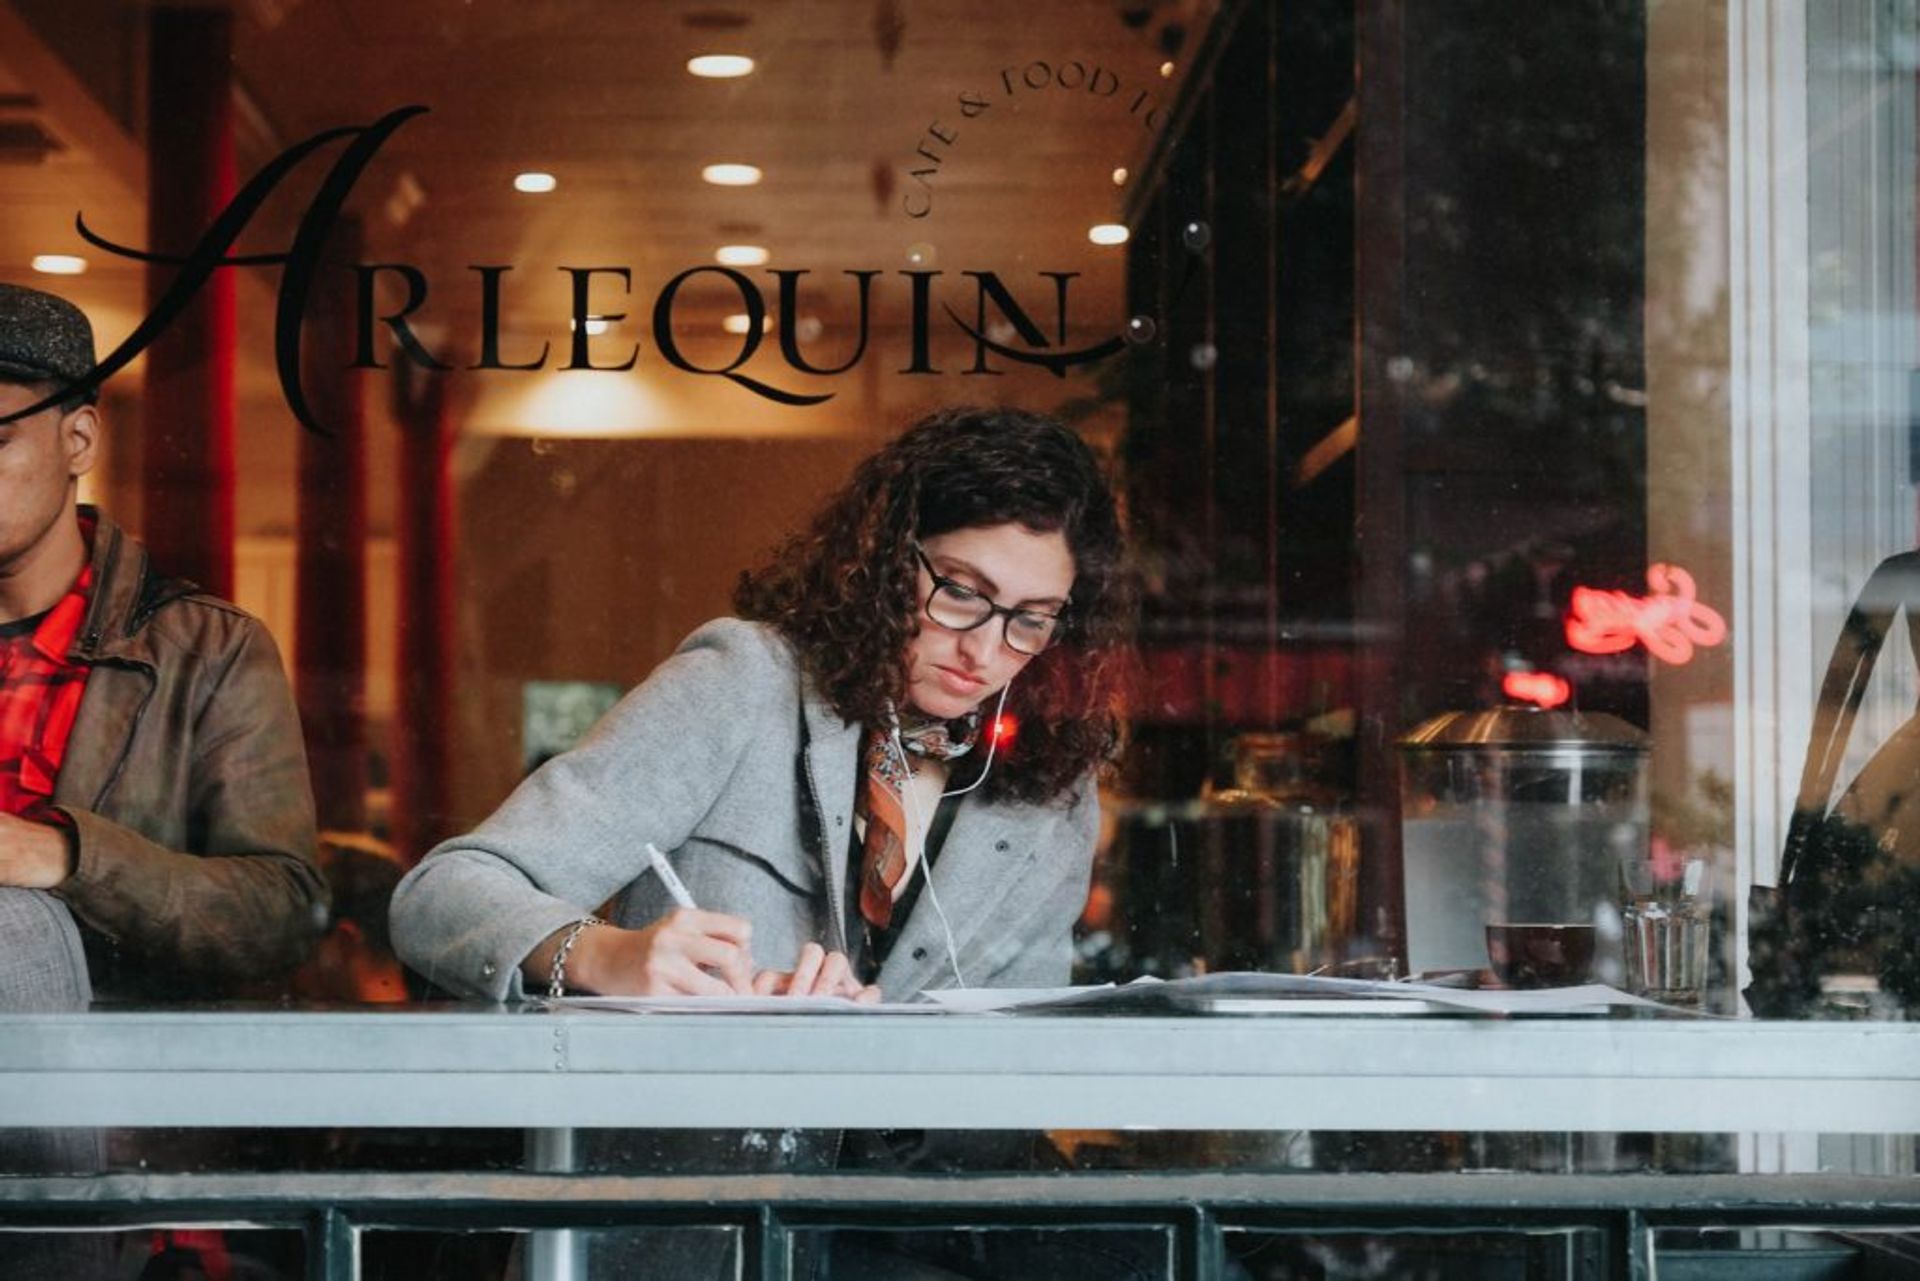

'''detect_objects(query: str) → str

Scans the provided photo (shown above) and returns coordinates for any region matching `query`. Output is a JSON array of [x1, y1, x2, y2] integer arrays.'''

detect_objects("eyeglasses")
[[913, 543, 1067, 656]]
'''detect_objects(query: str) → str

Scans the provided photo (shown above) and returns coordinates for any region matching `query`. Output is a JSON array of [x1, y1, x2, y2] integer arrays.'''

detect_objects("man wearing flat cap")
[[0, 281, 324, 1002]]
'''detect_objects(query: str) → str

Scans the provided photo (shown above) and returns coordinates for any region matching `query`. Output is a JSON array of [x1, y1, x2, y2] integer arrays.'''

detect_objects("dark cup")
[[1485, 922, 1595, 989]]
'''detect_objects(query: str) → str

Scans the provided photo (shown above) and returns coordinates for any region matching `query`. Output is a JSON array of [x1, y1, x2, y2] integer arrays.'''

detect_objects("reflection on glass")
[[794, 1227, 1172, 1281], [1224, 1228, 1605, 1281], [362, 1226, 740, 1281], [0, 0, 1911, 1245], [1652, 1227, 1917, 1280], [0, 1228, 304, 1279]]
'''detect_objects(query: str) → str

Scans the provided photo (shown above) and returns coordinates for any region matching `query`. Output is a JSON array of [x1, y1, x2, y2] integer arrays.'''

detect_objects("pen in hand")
[[645, 842, 699, 910], [644, 843, 873, 1003]]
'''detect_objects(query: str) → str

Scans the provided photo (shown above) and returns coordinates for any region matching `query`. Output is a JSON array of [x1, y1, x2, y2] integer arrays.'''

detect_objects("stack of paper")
[[549, 973, 1687, 1016], [920, 973, 1672, 1016]]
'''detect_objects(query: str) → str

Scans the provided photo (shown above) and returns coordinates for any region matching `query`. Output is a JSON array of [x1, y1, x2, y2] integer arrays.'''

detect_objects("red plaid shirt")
[[0, 562, 94, 818]]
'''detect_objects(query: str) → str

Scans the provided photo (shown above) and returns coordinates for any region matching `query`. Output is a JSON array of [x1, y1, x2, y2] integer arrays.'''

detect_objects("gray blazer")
[[390, 618, 1099, 1002]]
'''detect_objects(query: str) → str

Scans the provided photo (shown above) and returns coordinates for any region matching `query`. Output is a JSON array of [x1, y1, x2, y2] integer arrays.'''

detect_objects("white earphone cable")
[[888, 680, 1012, 989]]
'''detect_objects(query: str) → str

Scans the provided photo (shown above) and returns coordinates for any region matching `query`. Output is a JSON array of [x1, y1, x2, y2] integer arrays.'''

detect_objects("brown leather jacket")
[[49, 508, 326, 999]]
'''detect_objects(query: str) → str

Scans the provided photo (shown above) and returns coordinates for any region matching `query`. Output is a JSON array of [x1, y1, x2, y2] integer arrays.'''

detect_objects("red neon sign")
[[1565, 563, 1727, 665], [1503, 670, 1572, 709]]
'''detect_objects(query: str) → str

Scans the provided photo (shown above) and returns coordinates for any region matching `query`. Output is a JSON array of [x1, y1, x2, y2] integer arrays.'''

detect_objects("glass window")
[[1, 1, 1918, 1265]]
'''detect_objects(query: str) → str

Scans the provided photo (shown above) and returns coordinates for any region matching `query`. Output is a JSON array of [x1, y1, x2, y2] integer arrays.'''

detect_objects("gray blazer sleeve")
[[390, 619, 791, 1000]]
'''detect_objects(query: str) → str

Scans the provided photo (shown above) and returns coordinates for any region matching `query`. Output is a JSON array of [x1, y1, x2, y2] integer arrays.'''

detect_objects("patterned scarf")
[[855, 710, 978, 929]]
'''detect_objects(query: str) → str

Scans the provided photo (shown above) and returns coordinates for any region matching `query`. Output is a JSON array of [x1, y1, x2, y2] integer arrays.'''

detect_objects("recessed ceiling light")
[[1111, 167, 1129, 186], [688, 54, 755, 78], [1159, 60, 1176, 78], [715, 244, 770, 267], [722, 313, 771, 335], [567, 317, 612, 336], [513, 172, 557, 194], [702, 163, 762, 187], [31, 254, 87, 275], [1088, 224, 1130, 246]]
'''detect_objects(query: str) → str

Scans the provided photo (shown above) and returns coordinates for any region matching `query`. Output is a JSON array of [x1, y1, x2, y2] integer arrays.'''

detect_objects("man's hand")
[[0, 813, 74, 889], [752, 941, 882, 1003]]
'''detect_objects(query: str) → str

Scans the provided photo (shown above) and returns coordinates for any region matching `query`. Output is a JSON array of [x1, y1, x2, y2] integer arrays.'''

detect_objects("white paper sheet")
[[544, 994, 945, 1014], [545, 974, 1693, 1017], [924, 973, 1681, 1016]]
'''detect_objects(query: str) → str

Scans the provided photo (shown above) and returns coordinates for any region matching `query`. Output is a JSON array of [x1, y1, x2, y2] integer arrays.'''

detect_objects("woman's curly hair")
[[735, 405, 1134, 805]]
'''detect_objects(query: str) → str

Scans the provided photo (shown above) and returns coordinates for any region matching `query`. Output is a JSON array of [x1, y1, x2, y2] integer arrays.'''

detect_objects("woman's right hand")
[[551, 910, 756, 995]]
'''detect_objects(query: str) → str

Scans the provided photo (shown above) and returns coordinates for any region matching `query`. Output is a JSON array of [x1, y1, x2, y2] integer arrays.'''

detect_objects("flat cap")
[[0, 282, 99, 403]]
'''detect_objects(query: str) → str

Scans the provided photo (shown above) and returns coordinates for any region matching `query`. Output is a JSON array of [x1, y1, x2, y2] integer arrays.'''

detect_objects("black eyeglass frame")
[[911, 542, 1070, 656]]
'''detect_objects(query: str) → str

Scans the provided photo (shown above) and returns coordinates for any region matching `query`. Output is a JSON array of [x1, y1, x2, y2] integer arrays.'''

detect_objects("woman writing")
[[389, 406, 1131, 1003]]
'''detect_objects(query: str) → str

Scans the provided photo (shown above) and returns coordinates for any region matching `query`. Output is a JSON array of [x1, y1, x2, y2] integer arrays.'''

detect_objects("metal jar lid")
[[1398, 706, 1649, 753]]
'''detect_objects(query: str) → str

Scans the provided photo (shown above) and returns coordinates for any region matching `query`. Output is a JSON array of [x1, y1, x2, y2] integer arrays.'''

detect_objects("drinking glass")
[[1620, 856, 1710, 1006]]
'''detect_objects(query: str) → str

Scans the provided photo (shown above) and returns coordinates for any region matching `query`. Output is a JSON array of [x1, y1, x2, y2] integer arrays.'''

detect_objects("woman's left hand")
[[752, 941, 881, 1003]]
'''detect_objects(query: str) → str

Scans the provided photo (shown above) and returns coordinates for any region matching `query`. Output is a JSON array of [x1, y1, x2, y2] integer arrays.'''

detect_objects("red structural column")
[[142, 7, 236, 597], [295, 216, 368, 831], [390, 362, 457, 864]]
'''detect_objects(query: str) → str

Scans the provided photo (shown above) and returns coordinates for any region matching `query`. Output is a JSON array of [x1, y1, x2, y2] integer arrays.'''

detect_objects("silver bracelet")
[[547, 916, 605, 999]]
